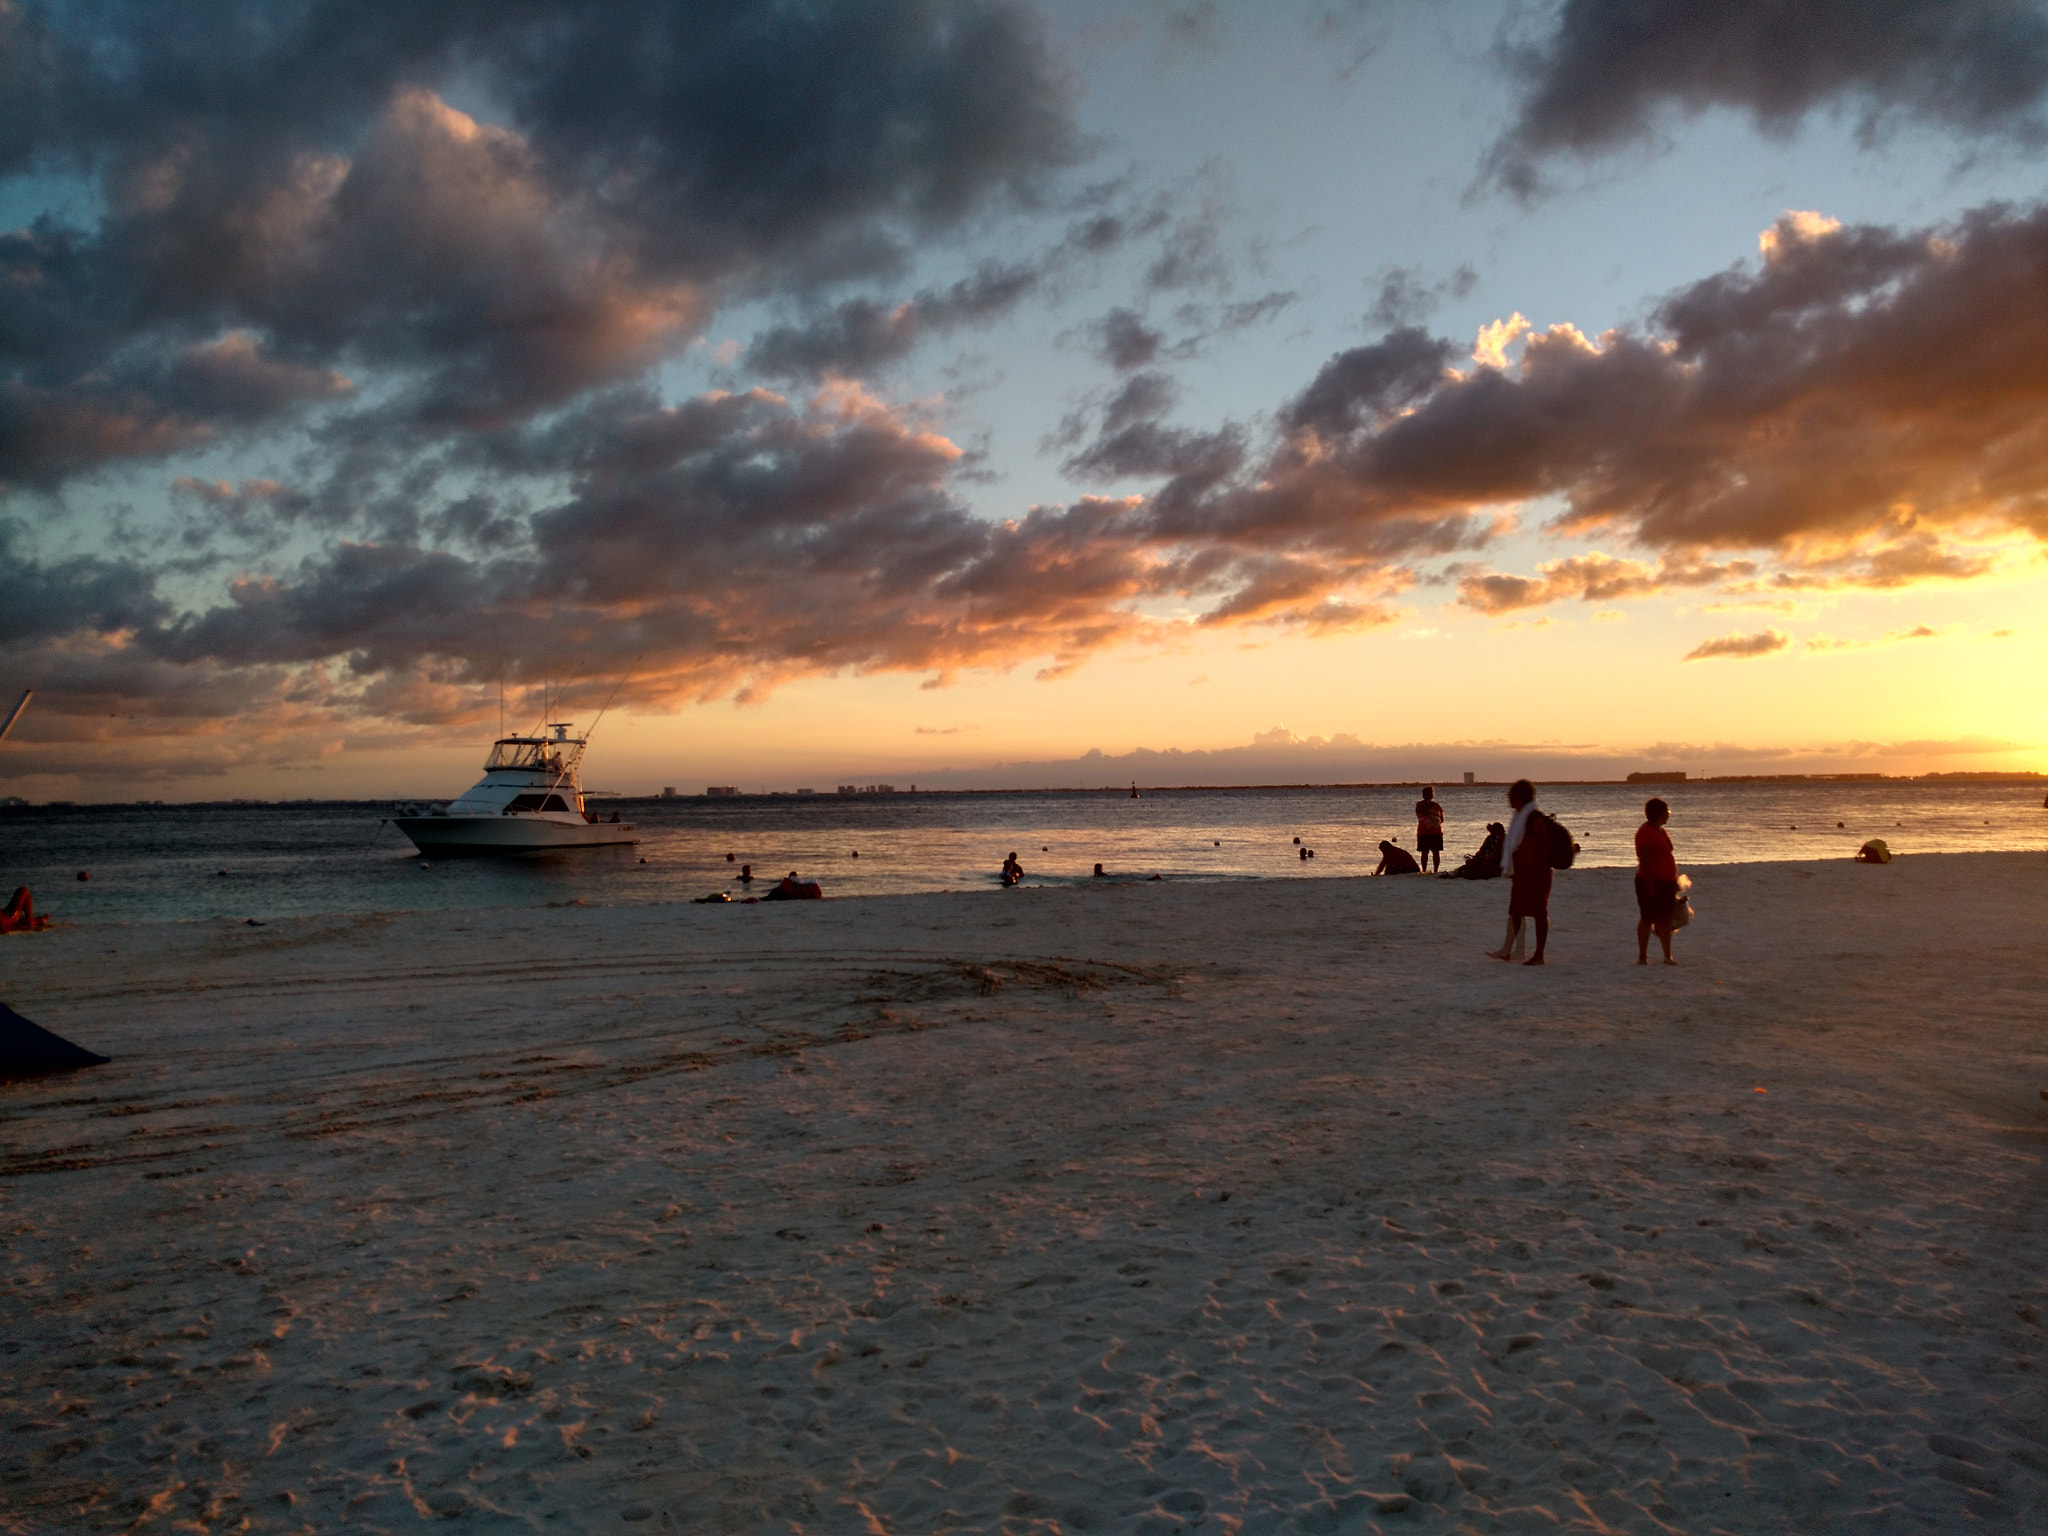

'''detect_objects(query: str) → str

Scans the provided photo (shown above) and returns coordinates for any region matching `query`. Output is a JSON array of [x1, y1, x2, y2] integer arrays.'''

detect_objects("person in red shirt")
[[1414, 786, 1445, 872], [1634, 797, 1680, 965]]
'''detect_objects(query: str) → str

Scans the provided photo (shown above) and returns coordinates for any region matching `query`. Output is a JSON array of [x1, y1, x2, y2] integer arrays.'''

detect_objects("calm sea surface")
[[2, 781, 2044, 927]]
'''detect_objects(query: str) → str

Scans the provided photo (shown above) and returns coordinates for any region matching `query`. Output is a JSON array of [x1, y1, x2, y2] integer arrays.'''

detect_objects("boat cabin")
[[442, 727, 591, 819]]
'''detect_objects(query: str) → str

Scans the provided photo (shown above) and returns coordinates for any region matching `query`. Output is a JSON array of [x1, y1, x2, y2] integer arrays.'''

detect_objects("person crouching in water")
[[1635, 797, 1680, 965], [1488, 779, 1550, 965], [1414, 786, 1445, 873], [1374, 840, 1420, 875]]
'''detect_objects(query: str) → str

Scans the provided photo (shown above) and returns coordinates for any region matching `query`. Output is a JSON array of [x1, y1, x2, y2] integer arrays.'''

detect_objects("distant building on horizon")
[[1627, 771, 1687, 784], [705, 785, 740, 798]]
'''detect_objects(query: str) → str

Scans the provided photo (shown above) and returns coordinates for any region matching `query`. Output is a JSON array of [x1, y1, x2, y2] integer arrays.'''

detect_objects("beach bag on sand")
[[1538, 812, 1577, 870], [1670, 874, 1693, 929]]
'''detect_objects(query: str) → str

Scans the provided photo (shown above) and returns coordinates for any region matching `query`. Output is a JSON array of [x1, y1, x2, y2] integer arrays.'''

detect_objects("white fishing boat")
[[393, 723, 637, 855]]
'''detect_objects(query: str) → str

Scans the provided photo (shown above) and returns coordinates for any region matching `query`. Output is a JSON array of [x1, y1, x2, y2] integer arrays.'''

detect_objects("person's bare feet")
[[1487, 947, 1512, 961], [1636, 955, 1648, 965], [1524, 956, 1545, 965], [1663, 957, 1677, 965]]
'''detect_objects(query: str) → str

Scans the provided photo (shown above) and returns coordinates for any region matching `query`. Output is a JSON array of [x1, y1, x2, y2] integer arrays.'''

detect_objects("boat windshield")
[[486, 739, 554, 772]]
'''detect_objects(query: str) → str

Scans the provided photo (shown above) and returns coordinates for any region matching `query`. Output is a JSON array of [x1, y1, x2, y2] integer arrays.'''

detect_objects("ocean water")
[[2, 781, 2044, 927]]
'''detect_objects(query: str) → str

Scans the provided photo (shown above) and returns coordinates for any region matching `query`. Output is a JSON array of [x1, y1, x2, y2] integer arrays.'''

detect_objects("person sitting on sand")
[[1374, 840, 1420, 876], [1440, 824, 1504, 879], [1414, 787, 1445, 873], [1488, 780, 1550, 965], [1635, 797, 1681, 966]]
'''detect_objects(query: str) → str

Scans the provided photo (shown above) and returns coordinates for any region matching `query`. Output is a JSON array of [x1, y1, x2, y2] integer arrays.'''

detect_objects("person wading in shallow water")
[[1488, 779, 1551, 965], [1635, 797, 1681, 965], [1414, 786, 1445, 873]]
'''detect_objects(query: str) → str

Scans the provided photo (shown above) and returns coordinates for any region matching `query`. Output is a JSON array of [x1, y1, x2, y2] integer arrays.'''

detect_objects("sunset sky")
[[5, 0, 2048, 798]]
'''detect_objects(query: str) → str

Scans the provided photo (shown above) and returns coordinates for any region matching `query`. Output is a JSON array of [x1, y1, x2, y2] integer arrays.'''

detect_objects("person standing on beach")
[[1635, 798, 1680, 965], [1414, 787, 1445, 873], [1487, 779, 1550, 965]]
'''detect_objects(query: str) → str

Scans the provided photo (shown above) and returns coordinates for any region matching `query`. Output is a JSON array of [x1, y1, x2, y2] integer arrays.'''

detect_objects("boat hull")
[[393, 815, 638, 856]]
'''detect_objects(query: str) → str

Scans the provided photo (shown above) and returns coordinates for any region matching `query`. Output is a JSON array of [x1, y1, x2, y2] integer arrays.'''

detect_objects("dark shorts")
[[1635, 875, 1679, 923], [1418, 832, 1443, 853]]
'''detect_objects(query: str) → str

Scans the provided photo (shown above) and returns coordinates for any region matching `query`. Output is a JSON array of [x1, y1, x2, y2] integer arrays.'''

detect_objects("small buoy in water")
[[419, 861, 430, 870], [726, 852, 736, 862], [217, 869, 229, 877], [851, 850, 858, 858], [1836, 821, 1845, 828], [244, 918, 265, 927], [1292, 836, 1301, 845], [76, 870, 89, 882], [639, 857, 647, 864]]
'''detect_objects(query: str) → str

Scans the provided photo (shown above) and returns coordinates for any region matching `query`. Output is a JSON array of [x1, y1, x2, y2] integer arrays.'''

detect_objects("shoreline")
[[5, 848, 2043, 934]]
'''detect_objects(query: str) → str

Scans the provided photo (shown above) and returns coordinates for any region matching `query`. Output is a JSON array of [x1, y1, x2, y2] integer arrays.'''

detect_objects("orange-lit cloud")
[[1682, 628, 1789, 661]]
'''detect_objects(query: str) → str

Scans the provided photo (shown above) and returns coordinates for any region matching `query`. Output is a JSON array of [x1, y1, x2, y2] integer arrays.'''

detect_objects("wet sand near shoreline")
[[4, 853, 2046, 1533]]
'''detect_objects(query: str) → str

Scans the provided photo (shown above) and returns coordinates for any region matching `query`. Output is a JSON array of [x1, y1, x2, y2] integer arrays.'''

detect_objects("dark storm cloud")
[[155, 192, 2048, 713], [1365, 264, 1477, 330], [1057, 371, 1244, 487], [1287, 206, 2048, 575], [1278, 327, 1457, 439], [1089, 307, 1166, 371], [0, 0, 1080, 482], [0, 523, 168, 645], [1488, 0, 2048, 195], [744, 261, 1041, 380]]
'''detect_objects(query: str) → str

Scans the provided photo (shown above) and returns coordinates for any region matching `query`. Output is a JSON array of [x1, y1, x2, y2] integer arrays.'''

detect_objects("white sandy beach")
[[3, 853, 2046, 1533]]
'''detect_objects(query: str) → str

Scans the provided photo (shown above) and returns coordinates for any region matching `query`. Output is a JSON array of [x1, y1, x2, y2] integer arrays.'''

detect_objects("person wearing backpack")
[[1487, 778, 1551, 965]]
